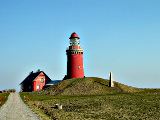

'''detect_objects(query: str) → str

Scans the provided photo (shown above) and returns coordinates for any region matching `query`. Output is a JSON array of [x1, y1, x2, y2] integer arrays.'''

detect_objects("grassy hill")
[[20, 77, 160, 120], [43, 77, 140, 96]]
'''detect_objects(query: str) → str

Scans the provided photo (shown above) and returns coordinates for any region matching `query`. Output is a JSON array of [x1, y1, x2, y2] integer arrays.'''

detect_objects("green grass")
[[0, 93, 9, 106], [20, 77, 160, 120], [42, 77, 141, 96], [20, 92, 52, 120], [20, 92, 160, 120]]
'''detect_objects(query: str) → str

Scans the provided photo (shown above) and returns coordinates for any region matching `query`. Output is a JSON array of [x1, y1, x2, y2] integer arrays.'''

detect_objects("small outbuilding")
[[20, 70, 51, 92], [44, 80, 61, 89]]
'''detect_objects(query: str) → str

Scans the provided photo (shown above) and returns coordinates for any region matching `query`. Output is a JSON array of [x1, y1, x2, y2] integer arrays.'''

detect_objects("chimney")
[[29, 71, 33, 75]]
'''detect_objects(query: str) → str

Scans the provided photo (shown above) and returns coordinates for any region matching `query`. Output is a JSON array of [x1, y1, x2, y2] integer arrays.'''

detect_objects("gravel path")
[[0, 93, 40, 120]]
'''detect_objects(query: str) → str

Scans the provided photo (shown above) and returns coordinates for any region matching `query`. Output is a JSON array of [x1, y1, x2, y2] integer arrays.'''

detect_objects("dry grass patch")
[[0, 93, 9, 106]]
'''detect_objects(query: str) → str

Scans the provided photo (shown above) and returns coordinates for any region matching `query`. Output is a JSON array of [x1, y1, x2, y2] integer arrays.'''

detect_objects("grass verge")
[[20, 92, 51, 120], [0, 93, 9, 107]]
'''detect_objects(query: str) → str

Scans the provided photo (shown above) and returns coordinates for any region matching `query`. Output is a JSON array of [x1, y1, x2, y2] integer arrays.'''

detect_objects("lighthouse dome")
[[69, 32, 80, 39]]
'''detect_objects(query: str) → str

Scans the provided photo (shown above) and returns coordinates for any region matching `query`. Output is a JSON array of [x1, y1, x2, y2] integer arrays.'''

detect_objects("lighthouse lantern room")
[[66, 32, 84, 79]]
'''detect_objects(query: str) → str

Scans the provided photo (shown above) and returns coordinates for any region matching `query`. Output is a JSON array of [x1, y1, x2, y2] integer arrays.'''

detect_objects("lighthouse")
[[66, 32, 84, 79]]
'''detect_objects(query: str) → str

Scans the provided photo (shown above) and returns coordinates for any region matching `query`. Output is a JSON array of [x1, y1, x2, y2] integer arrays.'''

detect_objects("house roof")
[[45, 80, 61, 86], [20, 70, 51, 85]]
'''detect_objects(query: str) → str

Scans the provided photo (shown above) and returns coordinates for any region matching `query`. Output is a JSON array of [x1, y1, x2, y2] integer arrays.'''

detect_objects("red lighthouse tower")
[[66, 32, 84, 79]]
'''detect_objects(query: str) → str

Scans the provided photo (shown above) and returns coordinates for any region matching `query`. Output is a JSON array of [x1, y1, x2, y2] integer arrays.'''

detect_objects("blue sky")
[[0, 0, 160, 91]]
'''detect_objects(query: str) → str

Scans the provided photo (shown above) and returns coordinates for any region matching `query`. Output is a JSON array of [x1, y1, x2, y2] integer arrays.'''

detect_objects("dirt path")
[[0, 93, 40, 120]]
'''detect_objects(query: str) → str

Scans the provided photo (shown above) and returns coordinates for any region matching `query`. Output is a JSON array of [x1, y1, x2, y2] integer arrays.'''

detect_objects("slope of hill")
[[43, 77, 140, 96], [21, 78, 160, 120]]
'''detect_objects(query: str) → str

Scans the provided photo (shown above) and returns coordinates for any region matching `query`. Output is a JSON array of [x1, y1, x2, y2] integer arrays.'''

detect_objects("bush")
[[2, 89, 16, 93]]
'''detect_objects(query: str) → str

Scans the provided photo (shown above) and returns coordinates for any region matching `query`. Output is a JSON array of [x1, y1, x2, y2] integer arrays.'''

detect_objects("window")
[[40, 78, 45, 83], [29, 85, 31, 90], [78, 66, 81, 69], [37, 85, 40, 90]]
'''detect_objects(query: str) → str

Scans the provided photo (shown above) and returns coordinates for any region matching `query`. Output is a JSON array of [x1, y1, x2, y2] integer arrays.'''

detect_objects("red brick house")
[[20, 70, 51, 92]]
